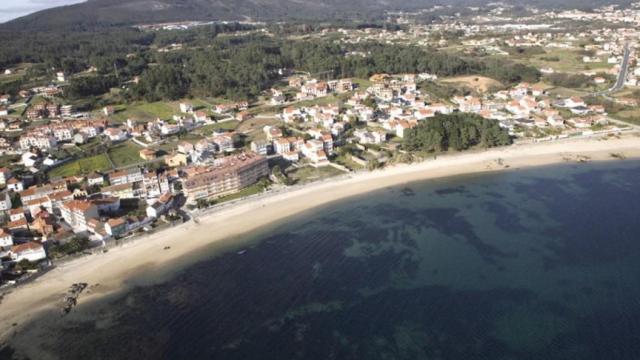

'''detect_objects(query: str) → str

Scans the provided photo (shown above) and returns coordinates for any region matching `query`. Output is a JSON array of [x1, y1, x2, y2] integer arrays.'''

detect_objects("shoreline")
[[1, 135, 640, 342]]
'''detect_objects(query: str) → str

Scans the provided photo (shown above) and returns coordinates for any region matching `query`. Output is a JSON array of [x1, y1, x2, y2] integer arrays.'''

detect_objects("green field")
[[0, 72, 24, 85], [195, 121, 239, 136], [294, 94, 343, 108], [611, 109, 640, 125], [519, 49, 614, 74], [49, 154, 112, 178], [110, 101, 177, 122], [546, 86, 589, 98], [286, 165, 344, 184], [352, 77, 372, 89], [108, 141, 143, 167]]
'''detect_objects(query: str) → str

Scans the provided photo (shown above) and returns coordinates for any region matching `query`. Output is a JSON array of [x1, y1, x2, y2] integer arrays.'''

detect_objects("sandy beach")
[[1, 135, 639, 343]]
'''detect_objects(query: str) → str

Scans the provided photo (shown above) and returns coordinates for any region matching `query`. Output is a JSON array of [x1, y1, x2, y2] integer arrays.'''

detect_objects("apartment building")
[[60, 200, 99, 232], [182, 152, 269, 203]]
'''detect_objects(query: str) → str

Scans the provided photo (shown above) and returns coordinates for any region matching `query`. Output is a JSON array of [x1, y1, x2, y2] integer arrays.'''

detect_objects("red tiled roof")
[[11, 241, 43, 254]]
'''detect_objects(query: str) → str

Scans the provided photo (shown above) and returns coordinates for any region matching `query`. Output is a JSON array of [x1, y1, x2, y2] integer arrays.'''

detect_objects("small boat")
[[237, 250, 247, 255]]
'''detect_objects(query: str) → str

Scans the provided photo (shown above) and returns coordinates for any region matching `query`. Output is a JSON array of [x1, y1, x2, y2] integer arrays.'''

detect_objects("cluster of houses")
[[0, 163, 179, 278], [287, 76, 354, 102], [17, 120, 107, 153], [268, 72, 617, 163], [26, 102, 74, 120]]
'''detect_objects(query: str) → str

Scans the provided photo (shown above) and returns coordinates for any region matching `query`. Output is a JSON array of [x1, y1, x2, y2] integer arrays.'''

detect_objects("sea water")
[[4, 161, 640, 360]]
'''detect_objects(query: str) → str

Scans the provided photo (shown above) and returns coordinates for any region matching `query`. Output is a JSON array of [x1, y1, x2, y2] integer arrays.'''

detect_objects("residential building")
[[105, 128, 127, 142], [19, 134, 57, 151], [0, 192, 11, 212], [11, 242, 47, 262], [182, 152, 269, 203], [109, 168, 143, 186], [165, 153, 188, 167], [250, 140, 269, 156], [212, 134, 234, 153], [180, 103, 194, 113], [139, 149, 157, 160], [143, 173, 170, 198], [0, 229, 13, 253], [102, 183, 136, 199], [146, 193, 174, 218], [59, 200, 99, 232], [105, 217, 127, 237], [0, 168, 11, 185], [87, 173, 104, 186], [19, 185, 54, 203]]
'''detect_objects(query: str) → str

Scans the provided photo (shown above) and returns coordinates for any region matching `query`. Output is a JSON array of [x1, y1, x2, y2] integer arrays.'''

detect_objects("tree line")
[[0, 26, 541, 104], [130, 37, 540, 101], [404, 113, 512, 153]]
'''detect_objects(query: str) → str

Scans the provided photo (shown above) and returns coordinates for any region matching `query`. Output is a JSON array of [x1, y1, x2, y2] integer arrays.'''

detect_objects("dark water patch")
[[401, 187, 415, 197], [580, 287, 595, 296], [7, 161, 640, 360], [549, 306, 640, 360], [434, 186, 467, 196], [0, 346, 20, 360], [512, 165, 640, 267], [484, 190, 506, 199], [416, 207, 516, 262], [483, 200, 527, 233]]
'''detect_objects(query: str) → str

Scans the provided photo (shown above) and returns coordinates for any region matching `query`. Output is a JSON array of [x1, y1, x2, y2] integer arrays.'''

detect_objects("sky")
[[0, 0, 86, 23]]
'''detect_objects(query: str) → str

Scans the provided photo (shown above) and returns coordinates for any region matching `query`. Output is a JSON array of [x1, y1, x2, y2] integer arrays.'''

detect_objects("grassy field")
[[352, 78, 372, 90], [611, 108, 640, 125], [294, 95, 343, 108], [195, 121, 240, 136], [49, 154, 112, 178], [286, 165, 344, 184], [547, 86, 590, 98], [0, 64, 31, 85], [108, 141, 143, 167], [237, 117, 280, 139], [110, 102, 177, 122], [518, 48, 613, 74], [0, 72, 24, 85]]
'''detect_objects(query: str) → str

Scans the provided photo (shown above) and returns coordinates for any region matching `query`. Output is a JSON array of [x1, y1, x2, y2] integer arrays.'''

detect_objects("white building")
[[60, 200, 99, 232], [0, 192, 11, 212], [11, 242, 47, 263], [180, 103, 194, 113], [0, 228, 13, 249], [19, 134, 57, 151], [104, 128, 127, 142]]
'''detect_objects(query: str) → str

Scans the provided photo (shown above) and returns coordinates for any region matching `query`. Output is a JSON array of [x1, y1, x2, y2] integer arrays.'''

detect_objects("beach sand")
[[1, 135, 640, 348]]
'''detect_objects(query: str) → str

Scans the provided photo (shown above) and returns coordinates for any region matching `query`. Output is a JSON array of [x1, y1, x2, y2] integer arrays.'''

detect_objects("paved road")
[[611, 43, 631, 92], [592, 42, 631, 96]]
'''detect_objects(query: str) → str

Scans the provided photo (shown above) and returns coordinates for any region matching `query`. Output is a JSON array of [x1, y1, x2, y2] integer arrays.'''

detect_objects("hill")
[[1, 0, 433, 30], [3, 0, 633, 31]]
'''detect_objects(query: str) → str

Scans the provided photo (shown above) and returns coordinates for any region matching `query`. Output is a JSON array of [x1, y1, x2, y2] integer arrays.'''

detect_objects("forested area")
[[404, 113, 512, 152], [0, 29, 153, 71], [130, 37, 540, 101], [0, 24, 540, 103], [66, 76, 119, 99], [544, 73, 593, 88]]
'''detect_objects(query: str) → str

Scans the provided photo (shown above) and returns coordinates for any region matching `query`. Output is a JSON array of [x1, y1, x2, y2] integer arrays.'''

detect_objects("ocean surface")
[[6, 160, 640, 359]]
